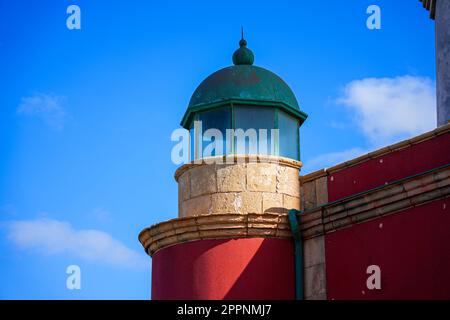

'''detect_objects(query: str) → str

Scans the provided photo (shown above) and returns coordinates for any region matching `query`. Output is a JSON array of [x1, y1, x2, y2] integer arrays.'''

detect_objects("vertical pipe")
[[288, 209, 303, 300]]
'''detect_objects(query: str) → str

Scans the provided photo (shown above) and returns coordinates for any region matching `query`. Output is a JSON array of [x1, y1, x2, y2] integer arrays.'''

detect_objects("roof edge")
[[180, 98, 308, 129], [419, 0, 436, 20], [300, 122, 450, 183]]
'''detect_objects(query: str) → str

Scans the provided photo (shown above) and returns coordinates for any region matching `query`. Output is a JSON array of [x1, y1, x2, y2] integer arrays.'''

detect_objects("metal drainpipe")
[[288, 209, 303, 300]]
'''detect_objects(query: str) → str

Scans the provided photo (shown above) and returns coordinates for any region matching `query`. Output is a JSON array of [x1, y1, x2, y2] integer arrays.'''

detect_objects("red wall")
[[328, 133, 450, 201], [151, 238, 295, 300], [325, 199, 450, 299]]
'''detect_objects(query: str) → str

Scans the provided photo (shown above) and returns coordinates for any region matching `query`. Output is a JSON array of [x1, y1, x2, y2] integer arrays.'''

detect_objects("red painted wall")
[[328, 133, 450, 201], [151, 238, 295, 300], [325, 199, 450, 299]]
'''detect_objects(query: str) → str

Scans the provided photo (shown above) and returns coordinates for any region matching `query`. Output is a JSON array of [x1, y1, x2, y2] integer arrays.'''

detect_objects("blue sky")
[[0, 0, 436, 299]]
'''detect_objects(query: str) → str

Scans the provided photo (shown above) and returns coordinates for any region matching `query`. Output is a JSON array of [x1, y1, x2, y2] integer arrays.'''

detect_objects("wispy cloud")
[[92, 208, 113, 224], [0, 204, 17, 216], [337, 75, 436, 146], [7, 219, 147, 270], [303, 147, 368, 173], [17, 93, 67, 130], [304, 75, 437, 173]]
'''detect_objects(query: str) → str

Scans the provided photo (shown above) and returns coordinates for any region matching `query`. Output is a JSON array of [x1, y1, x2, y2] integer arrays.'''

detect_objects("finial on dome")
[[232, 27, 254, 66], [239, 26, 247, 47]]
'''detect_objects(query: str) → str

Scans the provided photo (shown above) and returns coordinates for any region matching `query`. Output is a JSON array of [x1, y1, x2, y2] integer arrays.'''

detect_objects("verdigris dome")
[[180, 36, 307, 128]]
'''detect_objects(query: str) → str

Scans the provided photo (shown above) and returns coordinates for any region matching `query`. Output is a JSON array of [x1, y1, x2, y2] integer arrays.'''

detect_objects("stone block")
[[262, 192, 283, 214], [216, 164, 246, 192], [303, 236, 325, 268], [181, 195, 211, 217], [277, 166, 300, 197], [301, 180, 317, 210], [283, 194, 300, 211], [190, 165, 216, 197], [247, 163, 277, 192], [178, 172, 190, 201], [304, 263, 327, 299], [315, 176, 328, 206], [306, 292, 327, 300], [241, 192, 263, 214], [211, 193, 240, 214]]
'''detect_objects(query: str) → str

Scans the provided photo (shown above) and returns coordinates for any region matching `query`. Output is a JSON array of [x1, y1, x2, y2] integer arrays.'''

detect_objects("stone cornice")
[[300, 123, 450, 183], [420, 0, 436, 20], [174, 155, 302, 181], [140, 163, 449, 256], [139, 213, 292, 256], [297, 163, 450, 239]]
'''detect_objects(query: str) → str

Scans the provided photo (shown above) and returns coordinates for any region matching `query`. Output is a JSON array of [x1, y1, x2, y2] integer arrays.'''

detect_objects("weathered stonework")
[[178, 171, 190, 201], [190, 164, 216, 197], [176, 156, 302, 218], [315, 176, 328, 206], [301, 180, 317, 211], [300, 172, 328, 211], [262, 192, 283, 214], [211, 193, 239, 214], [277, 166, 301, 197], [216, 163, 246, 192], [303, 235, 327, 300], [304, 263, 327, 300], [247, 162, 277, 193], [139, 213, 292, 256], [304, 235, 325, 268], [283, 194, 300, 212], [180, 194, 211, 217], [241, 191, 263, 214]]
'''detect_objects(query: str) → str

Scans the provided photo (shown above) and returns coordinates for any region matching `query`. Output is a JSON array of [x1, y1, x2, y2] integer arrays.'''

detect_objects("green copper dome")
[[180, 37, 307, 129]]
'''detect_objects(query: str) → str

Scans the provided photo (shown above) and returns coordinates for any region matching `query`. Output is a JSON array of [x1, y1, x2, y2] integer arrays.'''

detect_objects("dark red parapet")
[[327, 131, 450, 202]]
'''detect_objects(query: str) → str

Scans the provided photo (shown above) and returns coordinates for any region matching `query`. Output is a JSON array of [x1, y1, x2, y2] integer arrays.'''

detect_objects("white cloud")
[[17, 93, 67, 130], [92, 208, 113, 224], [337, 75, 436, 146], [7, 219, 147, 270], [303, 147, 368, 173], [305, 75, 436, 173]]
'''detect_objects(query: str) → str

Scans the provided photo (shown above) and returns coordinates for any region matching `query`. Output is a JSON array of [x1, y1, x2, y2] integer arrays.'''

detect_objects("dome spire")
[[232, 27, 254, 66]]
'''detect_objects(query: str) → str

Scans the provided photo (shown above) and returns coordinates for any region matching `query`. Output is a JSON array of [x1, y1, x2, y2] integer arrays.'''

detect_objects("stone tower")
[[139, 36, 307, 299]]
